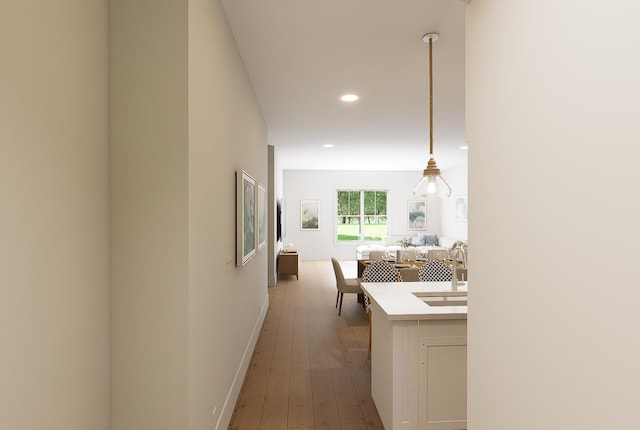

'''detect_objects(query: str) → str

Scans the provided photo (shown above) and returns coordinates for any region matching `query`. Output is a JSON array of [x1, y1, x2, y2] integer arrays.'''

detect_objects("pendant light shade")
[[414, 157, 452, 198], [414, 33, 452, 198]]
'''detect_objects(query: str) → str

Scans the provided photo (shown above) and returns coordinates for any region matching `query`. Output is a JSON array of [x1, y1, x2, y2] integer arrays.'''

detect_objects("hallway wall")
[[111, 1, 269, 429], [110, 1, 190, 428], [467, 1, 640, 428], [0, 1, 111, 429], [188, 1, 269, 428]]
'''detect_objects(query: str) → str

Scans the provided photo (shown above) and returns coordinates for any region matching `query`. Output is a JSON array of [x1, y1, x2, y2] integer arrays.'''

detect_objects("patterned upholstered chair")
[[361, 260, 402, 356], [417, 260, 453, 282], [362, 260, 403, 283]]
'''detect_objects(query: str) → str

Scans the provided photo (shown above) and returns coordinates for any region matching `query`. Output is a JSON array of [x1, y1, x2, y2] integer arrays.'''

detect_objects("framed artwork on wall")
[[257, 183, 266, 251], [455, 195, 468, 221], [300, 199, 319, 230], [236, 170, 256, 266], [407, 200, 427, 230]]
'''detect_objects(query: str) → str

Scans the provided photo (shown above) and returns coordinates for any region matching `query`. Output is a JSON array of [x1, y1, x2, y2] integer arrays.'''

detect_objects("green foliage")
[[337, 190, 387, 223], [337, 223, 386, 242], [336, 190, 388, 241], [337, 191, 360, 215], [338, 234, 360, 241], [363, 190, 387, 216]]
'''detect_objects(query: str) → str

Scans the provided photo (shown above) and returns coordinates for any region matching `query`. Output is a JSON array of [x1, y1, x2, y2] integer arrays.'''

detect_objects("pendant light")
[[414, 33, 452, 198]]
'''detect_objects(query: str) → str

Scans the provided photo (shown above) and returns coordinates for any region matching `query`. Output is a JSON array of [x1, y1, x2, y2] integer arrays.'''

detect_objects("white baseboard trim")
[[216, 294, 269, 430]]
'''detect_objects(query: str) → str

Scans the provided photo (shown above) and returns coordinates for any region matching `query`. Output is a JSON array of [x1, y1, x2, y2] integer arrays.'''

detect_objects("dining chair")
[[417, 260, 453, 282], [361, 260, 403, 357], [396, 249, 415, 262], [427, 249, 450, 261], [331, 258, 363, 316], [362, 260, 403, 283], [368, 250, 385, 261], [399, 267, 419, 282]]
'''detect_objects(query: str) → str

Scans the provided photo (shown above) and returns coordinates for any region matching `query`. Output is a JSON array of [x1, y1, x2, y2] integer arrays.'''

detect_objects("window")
[[336, 190, 388, 242]]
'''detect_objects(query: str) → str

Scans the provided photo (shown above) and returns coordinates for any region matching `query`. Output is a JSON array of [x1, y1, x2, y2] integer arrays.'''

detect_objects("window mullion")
[[360, 191, 365, 241]]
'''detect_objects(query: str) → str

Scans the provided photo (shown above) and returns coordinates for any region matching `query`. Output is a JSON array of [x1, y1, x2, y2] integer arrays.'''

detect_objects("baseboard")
[[268, 273, 277, 287], [216, 293, 269, 430]]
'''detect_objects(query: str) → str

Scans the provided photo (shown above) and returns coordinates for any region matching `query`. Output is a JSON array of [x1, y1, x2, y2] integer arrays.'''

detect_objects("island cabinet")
[[362, 282, 468, 430]]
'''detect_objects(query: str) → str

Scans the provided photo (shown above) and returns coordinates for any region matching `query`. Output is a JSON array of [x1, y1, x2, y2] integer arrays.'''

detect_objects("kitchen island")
[[360, 281, 468, 430]]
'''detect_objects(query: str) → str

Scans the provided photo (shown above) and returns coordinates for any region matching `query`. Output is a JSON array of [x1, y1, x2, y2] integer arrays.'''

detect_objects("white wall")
[[467, 1, 640, 429], [0, 1, 111, 429], [111, 1, 269, 429], [441, 164, 468, 242], [282, 170, 448, 261]]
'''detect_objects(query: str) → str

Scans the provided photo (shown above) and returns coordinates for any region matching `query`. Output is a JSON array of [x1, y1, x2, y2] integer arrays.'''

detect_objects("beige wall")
[[0, 1, 111, 429], [188, 0, 268, 428], [467, 1, 640, 429], [111, 1, 268, 429], [110, 0, 190, 429], [1, 1, 268, 428]]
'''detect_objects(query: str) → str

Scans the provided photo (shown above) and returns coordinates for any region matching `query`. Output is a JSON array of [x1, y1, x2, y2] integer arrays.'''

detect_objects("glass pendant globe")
[[414, 173, 452, 198]]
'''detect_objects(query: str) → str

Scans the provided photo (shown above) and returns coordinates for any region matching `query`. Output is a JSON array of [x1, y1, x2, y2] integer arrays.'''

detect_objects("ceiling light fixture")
[[340, 94, 359, 102], [323, 144, 334, 148], [414, 33, 452, 198]]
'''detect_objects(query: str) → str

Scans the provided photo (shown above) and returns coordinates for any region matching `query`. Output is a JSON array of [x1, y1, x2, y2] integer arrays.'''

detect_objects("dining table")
[[357, 258, 467, 281]]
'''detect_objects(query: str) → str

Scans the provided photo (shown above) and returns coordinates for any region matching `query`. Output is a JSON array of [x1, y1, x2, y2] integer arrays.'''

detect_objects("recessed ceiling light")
[[340, 94, 359, 102], [323, 144, 334, 148], [460, 145, 469, 150]]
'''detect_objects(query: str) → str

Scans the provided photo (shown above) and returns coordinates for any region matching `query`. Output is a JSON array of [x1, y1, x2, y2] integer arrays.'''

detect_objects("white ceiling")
[[220, 0, 467, 172]]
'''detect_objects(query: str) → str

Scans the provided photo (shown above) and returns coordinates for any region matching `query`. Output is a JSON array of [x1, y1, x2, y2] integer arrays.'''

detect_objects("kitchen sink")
[[421, 296, 467, 307]]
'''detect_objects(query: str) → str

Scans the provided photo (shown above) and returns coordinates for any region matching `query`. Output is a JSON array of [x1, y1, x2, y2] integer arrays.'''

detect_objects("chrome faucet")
[[450, 241, 468, 290], [450, 251, 458, 290]]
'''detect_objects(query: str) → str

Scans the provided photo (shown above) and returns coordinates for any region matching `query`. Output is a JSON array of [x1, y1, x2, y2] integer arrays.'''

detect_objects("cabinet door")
[[418, 336, 467, 430], [278, 253, 298, 276]]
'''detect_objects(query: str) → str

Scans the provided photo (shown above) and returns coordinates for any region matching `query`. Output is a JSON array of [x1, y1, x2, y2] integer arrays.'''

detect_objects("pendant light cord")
[[429, 37, 434, 157]]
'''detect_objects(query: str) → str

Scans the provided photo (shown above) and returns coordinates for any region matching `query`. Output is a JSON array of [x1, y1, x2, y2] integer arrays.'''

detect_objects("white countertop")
[[360, 281, 468, 321]]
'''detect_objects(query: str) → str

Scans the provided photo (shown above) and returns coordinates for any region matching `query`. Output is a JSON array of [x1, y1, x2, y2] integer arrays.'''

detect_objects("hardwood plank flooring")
[[229, 260, 385, 430]]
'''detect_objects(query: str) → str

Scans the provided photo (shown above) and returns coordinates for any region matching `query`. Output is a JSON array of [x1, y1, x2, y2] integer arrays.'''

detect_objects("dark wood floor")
[[229, 260, 385, 430]]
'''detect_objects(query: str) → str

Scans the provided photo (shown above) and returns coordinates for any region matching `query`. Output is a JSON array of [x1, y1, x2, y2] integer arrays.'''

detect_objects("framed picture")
[[300, 199, 319, 230], [407, 200, 427, 230], [455, 195, 468, 221], [257, 183, 266, 251], [236, 170, 257, 266]]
